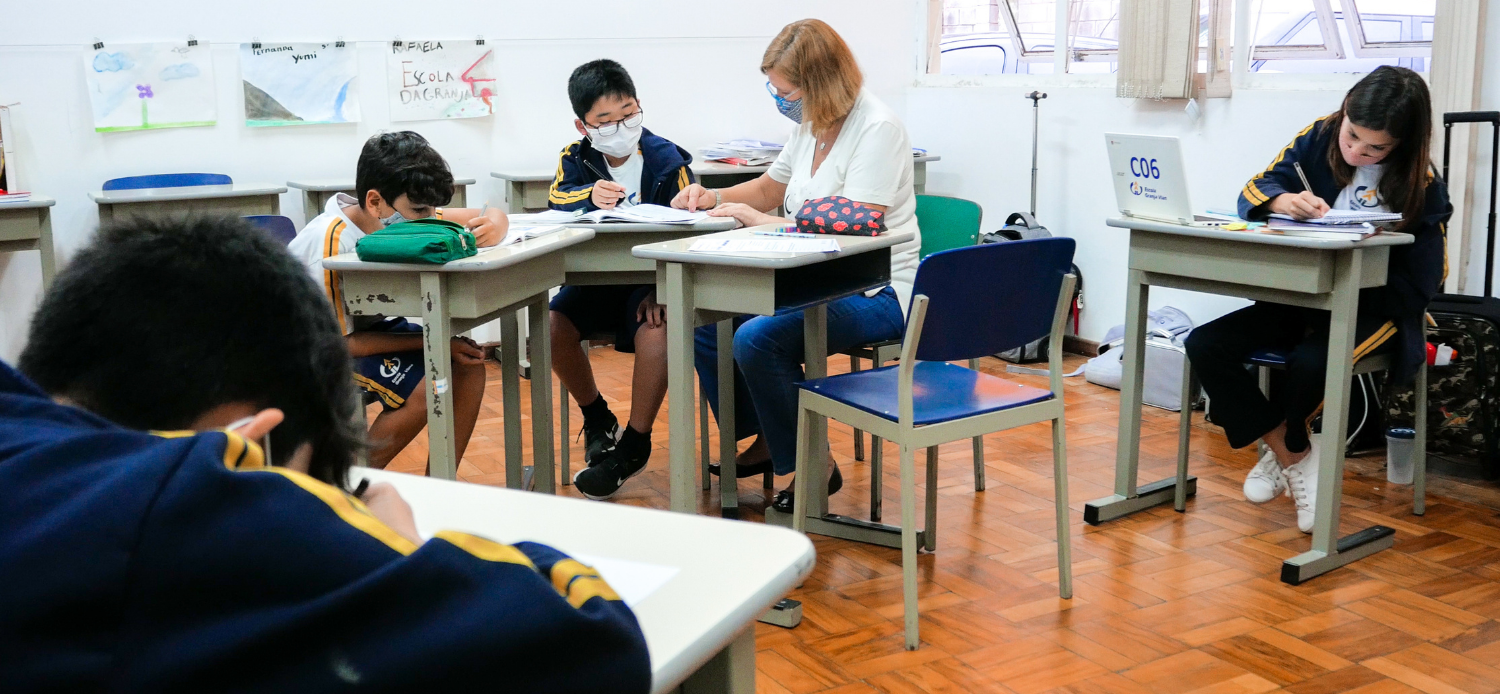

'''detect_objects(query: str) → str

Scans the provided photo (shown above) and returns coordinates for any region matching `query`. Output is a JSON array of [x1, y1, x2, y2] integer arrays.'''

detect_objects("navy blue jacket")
[[1239, 116, 1452, 383], [549, 128, 695, 211], [0, 361, 649, 693]]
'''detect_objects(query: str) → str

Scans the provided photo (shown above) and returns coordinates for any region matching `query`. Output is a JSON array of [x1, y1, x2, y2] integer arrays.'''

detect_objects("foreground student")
[[289, 131, 506, 470], [0, 216, 649, 692], [1186, 66, 1451, 532], [547, 59, 696, 499]]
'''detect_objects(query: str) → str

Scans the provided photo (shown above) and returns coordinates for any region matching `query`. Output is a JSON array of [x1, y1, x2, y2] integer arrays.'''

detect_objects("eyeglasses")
[[588, 110, 644, 136], [765, 81, 800, 100]]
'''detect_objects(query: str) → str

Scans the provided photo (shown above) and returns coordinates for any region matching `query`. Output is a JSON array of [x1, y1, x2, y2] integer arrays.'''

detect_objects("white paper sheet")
[[572, 553, 680, 607], [689, 237, 840, 254], [240, 42, 361, 127], [387, 41, 495, 121], [85, 41, 217, 132]]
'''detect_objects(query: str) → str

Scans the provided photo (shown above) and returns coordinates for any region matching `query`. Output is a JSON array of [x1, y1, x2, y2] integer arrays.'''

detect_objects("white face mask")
[[379, 209, 407, 227], [587, 119, 643, 159]]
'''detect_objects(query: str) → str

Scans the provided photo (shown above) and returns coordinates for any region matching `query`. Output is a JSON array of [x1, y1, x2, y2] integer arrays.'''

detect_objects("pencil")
[[1293, 161, 1313, 193]]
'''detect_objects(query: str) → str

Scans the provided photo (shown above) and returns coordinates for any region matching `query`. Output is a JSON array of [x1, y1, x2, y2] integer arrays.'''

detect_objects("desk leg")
[[302, 191, 321, 221], [37, 207, 56, 291], [717, 320, 739, 518], [679, 627, 754, 694], [420, 272, 459, 480], [1084, 268, 1195, 523], [1283, 248, 1395, 584], [802, 304, 830, 519], [500, 312, 527, 489], [665, 262, 697, 513], [914, 162, 927, 195], [528, 293, 555, 494]]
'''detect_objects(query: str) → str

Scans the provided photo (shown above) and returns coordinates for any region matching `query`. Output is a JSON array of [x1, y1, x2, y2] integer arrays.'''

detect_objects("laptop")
[[1105, 133, 1232, 227]]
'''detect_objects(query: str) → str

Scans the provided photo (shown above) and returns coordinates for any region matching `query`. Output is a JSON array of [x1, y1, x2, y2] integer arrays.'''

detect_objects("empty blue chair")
[[102, 173, 232, 191], [243, 215, 298, 246], [791, 238, 1077, 650]]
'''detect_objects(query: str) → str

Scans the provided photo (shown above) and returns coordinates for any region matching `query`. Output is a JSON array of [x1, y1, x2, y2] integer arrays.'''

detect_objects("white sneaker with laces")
[[1284, 440, 1320, 534], [1243, 448, 1287, 503]]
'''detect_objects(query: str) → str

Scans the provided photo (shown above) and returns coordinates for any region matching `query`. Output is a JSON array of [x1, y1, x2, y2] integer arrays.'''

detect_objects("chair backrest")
[[914, 194, 982, 258], [243, 215, 298, 246], [102, 173, 232, 191], [908, 237, 1076, 362]]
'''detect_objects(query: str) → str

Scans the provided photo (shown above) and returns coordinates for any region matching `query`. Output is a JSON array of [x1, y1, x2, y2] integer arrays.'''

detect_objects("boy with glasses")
[[547, 59, 695, 499]]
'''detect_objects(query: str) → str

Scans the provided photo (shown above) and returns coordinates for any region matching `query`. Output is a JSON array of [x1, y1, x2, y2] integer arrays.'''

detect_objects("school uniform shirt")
[[288, 193, 449, 335], [768, 90, 922, 312], [606, 152, 645, 207], [549, 128, 694, 211], [1239, 116, 1452, 382], [0, 360, 650, 693], [1334, 164, 1388, 212]]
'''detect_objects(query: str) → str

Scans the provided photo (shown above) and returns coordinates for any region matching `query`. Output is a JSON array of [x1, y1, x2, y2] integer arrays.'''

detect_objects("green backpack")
[[355, 218, 477, 264]]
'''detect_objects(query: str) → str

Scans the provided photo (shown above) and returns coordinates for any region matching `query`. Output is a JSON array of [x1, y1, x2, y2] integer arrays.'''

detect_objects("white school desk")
[[89, 183, 285, 223], [0, 197, 57, 290], [492, 155, 941, 213], [323, 228, 596, 488], [633, 228, 911, 517], [1082, 217, 1413, 585], [352, 467, 815, 694], [287, 178, 475, 218]]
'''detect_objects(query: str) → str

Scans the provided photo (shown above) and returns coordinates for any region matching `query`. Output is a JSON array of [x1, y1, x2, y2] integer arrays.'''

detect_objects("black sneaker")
[[572, 439, 651, 500], [581, 413, 621, 466]]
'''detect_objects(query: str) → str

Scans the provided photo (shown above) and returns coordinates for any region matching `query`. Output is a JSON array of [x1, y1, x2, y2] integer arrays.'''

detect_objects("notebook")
[[497, 224, 566, 246], [510, 204, 709, 226], [1268, 209, 1403, 225], [1263, 218, 1377, 240]]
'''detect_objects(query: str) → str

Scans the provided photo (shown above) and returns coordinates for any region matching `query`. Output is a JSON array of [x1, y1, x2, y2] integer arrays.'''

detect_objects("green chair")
[[845, 195, 984, 521]]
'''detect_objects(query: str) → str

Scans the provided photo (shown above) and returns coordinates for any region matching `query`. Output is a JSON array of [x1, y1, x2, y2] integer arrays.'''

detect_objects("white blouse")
[[768, 91, 922, 312]]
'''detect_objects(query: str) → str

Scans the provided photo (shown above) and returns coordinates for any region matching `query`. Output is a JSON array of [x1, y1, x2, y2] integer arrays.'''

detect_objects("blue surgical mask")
[[379, 209, 407, 227], [767, 81, 802, 124]]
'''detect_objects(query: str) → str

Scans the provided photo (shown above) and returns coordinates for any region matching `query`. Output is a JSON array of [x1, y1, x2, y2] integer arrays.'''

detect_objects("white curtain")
[[1427, 0, 1488, 292], [1116, 0, 1201, 100]]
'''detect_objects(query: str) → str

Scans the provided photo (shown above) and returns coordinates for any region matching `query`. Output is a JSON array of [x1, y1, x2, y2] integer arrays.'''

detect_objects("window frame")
[[1343, 3, 1433, 58], [1250, 0, 1345, 62]]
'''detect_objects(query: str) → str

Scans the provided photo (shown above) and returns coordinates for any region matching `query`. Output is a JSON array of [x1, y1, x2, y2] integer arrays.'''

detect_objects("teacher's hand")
[[671, 184, 717, 212], [708, 202, 780, 228]]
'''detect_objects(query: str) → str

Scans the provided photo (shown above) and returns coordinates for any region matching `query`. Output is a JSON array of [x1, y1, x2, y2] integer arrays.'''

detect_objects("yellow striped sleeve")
[[262, 467, 419, 555], [433, 531, 537, 568], [322, 219, 348, 334], [549, 558, 622, 607], [548, 143, 593, 205], [677, 166, 689, 192], [1243, 118, 1324, 207]]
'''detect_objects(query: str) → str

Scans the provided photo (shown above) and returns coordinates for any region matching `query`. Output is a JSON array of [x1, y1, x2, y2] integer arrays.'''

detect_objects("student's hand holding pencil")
[[358, 482, 422, 545], [1270, 191, 1330, 220], [591, 181, 627, 209]]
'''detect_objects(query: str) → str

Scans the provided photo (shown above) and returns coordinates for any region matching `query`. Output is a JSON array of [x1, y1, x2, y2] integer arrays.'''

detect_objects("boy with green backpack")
[[288, 131, 507, 470]]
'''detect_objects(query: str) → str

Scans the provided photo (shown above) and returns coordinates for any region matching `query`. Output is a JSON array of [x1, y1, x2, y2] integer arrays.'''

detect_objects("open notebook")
[[511, 204, 709, 226], [1268, 209, 1403, 225]]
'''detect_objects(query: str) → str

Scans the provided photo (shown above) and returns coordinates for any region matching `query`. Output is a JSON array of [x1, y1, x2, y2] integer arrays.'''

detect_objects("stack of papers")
[[700, 139, 784, 166], [1263, 218, 1377, 240], [0, 191, 31, 204], [1269, 209, 1403, 225], [510, 204, 710, 226], [689, 237, 840, 254], [498, 224, 566, 246]]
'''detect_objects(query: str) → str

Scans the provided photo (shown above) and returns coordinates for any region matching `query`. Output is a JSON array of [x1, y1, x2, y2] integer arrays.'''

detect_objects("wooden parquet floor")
[[383, 350, 1500, 694]]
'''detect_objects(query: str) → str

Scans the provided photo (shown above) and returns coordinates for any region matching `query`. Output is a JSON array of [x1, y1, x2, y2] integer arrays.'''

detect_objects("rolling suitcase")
[[1389, 110, 1500, 479]]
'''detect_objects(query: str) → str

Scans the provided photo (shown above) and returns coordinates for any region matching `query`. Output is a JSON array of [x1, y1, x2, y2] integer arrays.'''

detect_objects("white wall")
[[0, 0, 919, 361]]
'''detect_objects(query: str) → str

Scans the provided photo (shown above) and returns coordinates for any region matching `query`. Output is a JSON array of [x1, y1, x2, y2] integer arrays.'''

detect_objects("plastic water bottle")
[[1385, 428, 1415, 485]]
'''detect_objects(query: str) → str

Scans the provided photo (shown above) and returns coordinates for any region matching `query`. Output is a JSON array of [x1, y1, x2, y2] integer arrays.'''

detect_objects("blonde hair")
[[761, 19, 863, 133]]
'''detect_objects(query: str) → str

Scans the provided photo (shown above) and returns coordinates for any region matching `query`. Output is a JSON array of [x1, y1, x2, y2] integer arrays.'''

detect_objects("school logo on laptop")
[[1129, 181, 1143, 196]]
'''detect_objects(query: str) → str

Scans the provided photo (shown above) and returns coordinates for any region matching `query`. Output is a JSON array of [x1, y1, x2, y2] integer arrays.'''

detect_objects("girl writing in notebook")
[[1185, 66, 1451, 533]]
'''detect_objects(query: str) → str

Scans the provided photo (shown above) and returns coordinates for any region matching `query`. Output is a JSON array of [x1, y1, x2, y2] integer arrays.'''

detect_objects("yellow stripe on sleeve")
[[549, 558, 623, 607], [433, 531, 537, 568], [548, 142, 594, 204], [1245, 118, 1324, 207], [261, 467, 419, 555], [322, 219, 348, 334]]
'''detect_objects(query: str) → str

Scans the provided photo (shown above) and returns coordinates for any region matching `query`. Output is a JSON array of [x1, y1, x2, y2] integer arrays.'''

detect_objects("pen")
[[582, 158, 610, 182], [750, 228, 811, 238], [352, 478, 370, 500], [1293, 161, 1314, 193]]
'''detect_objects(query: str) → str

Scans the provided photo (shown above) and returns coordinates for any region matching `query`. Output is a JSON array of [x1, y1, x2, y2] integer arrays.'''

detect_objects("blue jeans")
[[694, 286, 905, 475]]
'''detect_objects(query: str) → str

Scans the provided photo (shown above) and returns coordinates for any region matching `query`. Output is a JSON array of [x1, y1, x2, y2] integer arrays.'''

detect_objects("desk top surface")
[[89, 183, 287, 203], [287, 177, 477, 191], [322, 227, 595, 273], [353, 468, 814, 694], [492, 154, 940, 182], [1108, 216, 1414, 250], [515, 216, 738, 234], [633, 225, 913, 269], [0, 196, 56, 209]]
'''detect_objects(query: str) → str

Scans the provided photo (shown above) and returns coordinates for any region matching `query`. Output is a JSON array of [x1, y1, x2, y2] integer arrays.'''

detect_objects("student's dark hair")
[[19, 215, 364, 487], [567, 59, 637, 121], [355, 130, 455, 210], [1324, 66, 1433, 231]]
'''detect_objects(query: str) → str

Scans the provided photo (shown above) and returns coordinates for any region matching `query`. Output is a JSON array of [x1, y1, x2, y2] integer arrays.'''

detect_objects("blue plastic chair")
[[791, 238, 1077, 650], [102, 173, 232, 191], [243, 215, 298, 246]]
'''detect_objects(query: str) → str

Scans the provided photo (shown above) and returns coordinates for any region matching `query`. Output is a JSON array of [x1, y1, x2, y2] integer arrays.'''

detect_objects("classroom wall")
[[0, 0, 920, 362]]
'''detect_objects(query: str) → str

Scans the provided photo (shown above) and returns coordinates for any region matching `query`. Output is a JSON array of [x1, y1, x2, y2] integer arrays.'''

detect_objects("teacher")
[[671, 18, 921, 513]]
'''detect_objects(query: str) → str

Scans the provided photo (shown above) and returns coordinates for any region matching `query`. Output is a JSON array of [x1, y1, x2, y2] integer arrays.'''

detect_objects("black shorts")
[[352, 318, 424, 411], [549, 284, 654, 353]]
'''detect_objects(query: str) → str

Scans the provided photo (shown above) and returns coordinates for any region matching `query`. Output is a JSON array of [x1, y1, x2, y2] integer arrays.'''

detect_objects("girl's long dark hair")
[[1324, 66, 1432, 231]]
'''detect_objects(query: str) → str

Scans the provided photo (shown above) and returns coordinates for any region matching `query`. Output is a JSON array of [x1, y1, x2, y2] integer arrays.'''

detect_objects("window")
[[1250, 0, 1434, 73], [1066, 0, 1119, 74], [935, 0, 1062, 75]]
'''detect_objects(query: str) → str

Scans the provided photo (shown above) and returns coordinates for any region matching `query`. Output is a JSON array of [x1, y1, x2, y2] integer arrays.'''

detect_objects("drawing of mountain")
[[243, 80, 301, 123]]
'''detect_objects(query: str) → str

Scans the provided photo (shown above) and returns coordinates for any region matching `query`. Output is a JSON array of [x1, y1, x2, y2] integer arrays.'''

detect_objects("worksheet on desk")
[[572, 553, 680, 607]]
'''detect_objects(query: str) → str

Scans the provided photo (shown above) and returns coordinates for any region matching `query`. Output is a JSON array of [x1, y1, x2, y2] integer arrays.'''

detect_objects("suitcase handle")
[[1445, 111, 1500, 125]]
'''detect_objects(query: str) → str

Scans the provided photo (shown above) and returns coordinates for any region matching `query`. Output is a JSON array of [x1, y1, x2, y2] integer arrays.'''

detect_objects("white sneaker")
[[1243, 448, 1287, 503], [1284, 440, 1320, 534]]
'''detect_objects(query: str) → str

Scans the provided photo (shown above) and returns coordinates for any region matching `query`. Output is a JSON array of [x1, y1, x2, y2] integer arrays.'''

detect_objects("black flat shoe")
[[708, 458, 774, 478], [771, 464, 843, 514]]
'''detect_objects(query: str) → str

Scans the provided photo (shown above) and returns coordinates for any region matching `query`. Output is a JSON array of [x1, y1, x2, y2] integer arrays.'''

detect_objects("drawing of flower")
[[136, 84, 153, 127]]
